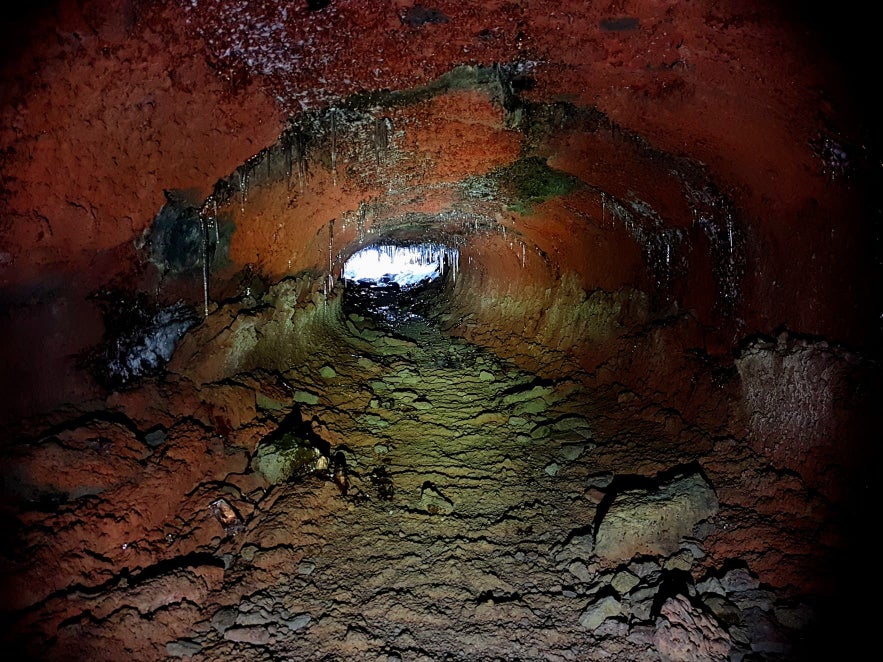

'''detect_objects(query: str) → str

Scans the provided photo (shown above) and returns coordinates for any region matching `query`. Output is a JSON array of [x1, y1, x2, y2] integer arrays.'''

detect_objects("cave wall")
[[1, 0, 879, 423]]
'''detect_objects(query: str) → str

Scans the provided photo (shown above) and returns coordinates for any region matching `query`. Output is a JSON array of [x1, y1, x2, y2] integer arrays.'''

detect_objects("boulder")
[[594, 471, 718, 561]]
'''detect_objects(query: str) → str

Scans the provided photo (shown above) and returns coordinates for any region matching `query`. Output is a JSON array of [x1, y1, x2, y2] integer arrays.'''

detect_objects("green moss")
[[251, 432, 321, 485], [463, 157, 582, 215]]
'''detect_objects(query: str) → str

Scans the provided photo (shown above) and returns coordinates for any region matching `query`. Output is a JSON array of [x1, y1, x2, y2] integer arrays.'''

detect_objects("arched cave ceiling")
[[1, 0, 880, 419]]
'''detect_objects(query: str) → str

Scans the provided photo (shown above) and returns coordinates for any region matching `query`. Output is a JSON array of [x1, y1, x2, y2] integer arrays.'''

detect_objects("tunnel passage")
[[341, 242, 459, 328], [1, 3, 880, 660]]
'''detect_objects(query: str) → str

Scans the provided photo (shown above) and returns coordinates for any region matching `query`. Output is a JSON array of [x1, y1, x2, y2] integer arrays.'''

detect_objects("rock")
[[284, 613, 311, 631], [544, 463, 560, 476], [479, 370, 495, 381], [251, 434, 323, 485], [293, 390, 319, 405], [224, 626, 271, 645], [653, 594, 731, 661], [773, 602, 814, 630], [586, 471, 614, 489], [297, 561, 316, 576], [256, 392, 287, 411], [611, 570, 640, 594], [556, 533, 594, 562], [514, 399, 548, 415], [702, 595, 741, 625], [319, 365, 337, 378], [166, 639, 202, 657], [551, 415, 592, 434], [418, 483, 454, 515], [237, 610, 271, 626], [630, 559, 662, 581], [720, 567, 760, 594], [144, 427, 167, 448], [696, 576, 725, 596], [374, 443, 389, 454], [211, 607, 238, 633], [594, 471, 718, 561], [664, 549, 694, 571], [412, 397, 433, 410], [730, 589, 774, 612], [559, 443, 585, 461], [568, 561, 593, 583], [627, 625, 656, 647], [502, 384, 553, 405], [627, 586, 657, 622], [741, 607, 791, 655], [579, 595, 622, 630]]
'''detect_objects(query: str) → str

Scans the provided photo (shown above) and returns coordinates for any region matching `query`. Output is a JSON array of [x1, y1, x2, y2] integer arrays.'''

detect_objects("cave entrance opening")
[[341, 243, 458, 327], [343, 243, 458, 288]]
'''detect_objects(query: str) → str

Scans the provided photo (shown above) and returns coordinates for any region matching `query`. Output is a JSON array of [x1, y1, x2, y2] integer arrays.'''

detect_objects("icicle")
[[285, 140, 293, 190], [330, 109, 338, 187], [212, 216, 219, 245], [328, 219, 335, 278], [200, 215, 210, 318], [374, 117, 392, 166], [726, 215, 734, 253], [521, 242, 526, 268], [239, 168, 249, 213], [600, 192, 606, 225]]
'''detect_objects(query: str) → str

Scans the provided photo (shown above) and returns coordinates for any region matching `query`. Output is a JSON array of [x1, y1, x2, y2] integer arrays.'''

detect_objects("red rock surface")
[[1, 1, 878, 659]]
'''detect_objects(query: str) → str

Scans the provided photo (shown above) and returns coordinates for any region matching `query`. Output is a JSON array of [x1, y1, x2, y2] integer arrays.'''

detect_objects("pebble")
[[319, 365, 337, 378], [144, 428, 167, 448], [479, 370, 495, 381], [374, 443, 389, 454], [544, 463, 560, 476], [297, 561, 316, 576]]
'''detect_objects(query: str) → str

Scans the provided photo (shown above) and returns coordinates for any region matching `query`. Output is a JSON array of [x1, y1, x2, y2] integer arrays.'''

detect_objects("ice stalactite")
[[200, 214, 210, 318], [330, 108, 338, 187], [239, 168, 249, 212], [685, 183, 745, 313], [374, 117, 393, 166]]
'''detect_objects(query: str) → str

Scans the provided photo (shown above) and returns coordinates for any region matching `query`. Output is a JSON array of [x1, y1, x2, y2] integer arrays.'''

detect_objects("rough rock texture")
[[594, 471, 719, 562], [0, 0, 879, 659], [654, 595, 732, 662]]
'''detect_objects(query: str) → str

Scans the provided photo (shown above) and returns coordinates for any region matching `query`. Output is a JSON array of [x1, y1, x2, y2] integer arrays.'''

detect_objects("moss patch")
[[464, 157, 581, 214]]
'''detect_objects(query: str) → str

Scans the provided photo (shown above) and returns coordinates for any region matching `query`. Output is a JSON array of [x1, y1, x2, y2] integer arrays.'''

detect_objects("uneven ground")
[[2, 280, 856, 660]]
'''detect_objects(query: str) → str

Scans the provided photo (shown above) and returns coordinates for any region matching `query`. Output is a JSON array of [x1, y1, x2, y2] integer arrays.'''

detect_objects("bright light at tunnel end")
[[343, 244, 459, 288]]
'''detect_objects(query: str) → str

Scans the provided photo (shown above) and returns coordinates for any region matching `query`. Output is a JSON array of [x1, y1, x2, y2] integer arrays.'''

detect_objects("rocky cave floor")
[[1, 283, 848, 661]]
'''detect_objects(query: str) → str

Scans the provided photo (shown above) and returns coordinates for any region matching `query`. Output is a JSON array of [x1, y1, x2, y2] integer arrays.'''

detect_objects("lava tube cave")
[[1, 1, 880, 660]]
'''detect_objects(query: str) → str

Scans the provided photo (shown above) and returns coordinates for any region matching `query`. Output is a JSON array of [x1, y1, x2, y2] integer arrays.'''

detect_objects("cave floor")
[[4, 303, 834, 660]]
